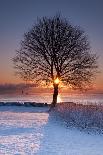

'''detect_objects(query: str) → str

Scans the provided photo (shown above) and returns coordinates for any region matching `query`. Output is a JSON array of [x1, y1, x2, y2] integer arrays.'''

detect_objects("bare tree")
[[13, 15, 97, 107]]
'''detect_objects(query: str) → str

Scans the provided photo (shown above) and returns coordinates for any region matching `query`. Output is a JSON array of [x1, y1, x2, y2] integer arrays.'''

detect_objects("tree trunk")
[[51, 83, 58, 108]]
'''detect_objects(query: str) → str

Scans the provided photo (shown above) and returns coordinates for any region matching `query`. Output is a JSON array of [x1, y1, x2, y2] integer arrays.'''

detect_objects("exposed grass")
[[55, 102, 103, 132]]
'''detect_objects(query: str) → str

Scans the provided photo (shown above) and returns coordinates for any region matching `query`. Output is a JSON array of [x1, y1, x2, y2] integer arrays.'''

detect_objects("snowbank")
[[55, 102, 103, 132]]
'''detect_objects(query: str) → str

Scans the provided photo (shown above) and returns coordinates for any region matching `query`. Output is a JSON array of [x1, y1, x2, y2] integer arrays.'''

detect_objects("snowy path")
[[0, 106, 103, 155]]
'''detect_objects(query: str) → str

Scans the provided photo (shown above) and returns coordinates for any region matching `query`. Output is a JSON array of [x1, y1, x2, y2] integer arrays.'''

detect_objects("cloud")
[[0, 83, 37, 94]]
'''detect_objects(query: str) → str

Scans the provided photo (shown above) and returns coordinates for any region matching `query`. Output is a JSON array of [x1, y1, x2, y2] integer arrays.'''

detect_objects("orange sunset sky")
[[0, 0, 103, 93]]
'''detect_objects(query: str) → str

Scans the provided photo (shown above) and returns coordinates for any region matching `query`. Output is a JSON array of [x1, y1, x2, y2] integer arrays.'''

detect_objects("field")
[[0, 105, 103, 155]]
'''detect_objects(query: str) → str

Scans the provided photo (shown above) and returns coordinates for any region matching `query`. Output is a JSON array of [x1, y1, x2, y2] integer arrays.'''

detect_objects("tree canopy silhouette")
[[13, 15, 97, 107]]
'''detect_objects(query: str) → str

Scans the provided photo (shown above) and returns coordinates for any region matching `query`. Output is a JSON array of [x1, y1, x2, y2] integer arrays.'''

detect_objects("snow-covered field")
[[0, 93, 103, 105], [0, 106, 103, 155]]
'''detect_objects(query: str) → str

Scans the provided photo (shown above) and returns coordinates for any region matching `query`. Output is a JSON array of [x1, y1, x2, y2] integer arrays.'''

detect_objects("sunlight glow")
[[54, 78, 60, 84], [57, 94, 62, 103]]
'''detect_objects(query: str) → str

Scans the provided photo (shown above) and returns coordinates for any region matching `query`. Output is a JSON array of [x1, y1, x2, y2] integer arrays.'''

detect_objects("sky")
[[0, 0, 103, 92]]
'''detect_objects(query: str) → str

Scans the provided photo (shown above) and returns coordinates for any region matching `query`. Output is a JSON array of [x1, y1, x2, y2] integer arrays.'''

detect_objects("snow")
[[0, 106, 103, 155]]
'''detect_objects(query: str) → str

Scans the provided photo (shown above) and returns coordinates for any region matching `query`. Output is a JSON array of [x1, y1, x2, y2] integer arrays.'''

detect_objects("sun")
[[54, 78, 60, 84]]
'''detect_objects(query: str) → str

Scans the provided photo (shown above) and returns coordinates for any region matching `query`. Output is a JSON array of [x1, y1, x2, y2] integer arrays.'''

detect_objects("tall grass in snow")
[[55, 102, 103, 131]]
